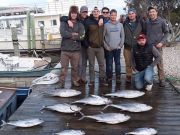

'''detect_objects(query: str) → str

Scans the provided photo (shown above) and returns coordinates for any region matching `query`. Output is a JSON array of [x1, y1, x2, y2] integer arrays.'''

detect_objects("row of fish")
[[0, 89, 157, 134]]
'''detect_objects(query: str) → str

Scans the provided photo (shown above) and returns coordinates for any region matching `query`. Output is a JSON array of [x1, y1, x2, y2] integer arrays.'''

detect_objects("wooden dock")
[[0, 74, 180, 135]]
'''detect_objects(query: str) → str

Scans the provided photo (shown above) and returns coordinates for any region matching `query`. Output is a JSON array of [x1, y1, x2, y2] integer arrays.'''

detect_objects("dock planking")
[[0, 74, 180, 135]]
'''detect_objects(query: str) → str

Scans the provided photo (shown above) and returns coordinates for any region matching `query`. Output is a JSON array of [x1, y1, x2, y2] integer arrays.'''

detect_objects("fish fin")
[[100, 111, 104, 114], [102, 105, 110, 110], [0, 120, 6, 127], [39, 106, 46, 111]]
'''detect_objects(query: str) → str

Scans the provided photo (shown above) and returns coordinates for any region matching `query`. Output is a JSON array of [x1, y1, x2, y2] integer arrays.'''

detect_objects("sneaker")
[[116, 76, 121, 84], [126, 76, 131, 83], [72, 81, 80, 87], [145, 83, 153, 91], [88, 81, 94, 86], [159, 80, 165, 87]]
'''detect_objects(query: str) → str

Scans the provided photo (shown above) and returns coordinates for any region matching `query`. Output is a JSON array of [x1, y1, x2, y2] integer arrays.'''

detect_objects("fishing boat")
[[0, 53, 61, 77]]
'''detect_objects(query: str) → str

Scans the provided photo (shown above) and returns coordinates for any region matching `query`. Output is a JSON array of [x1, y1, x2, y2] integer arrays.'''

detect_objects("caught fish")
[[126, 127, 158, 135], [42, 103, 82, 114], [72, 95, 112, 106], [54, 130, 85, 135], [45, 89, 81, 97], [1, 118, 44, 128], [105, 90, 145, 98], [79, 113, 130, 124], [31, 73, 59, 85], [104, 102, 152, 112]]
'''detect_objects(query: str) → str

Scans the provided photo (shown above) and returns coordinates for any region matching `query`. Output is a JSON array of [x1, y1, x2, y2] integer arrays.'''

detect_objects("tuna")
[[1, 118, 44, 128], [42, 103, 82, 114], [54, 130, 85, 135], [79, 113, 130, 124], [126, 127, 158, 135], [105, 90, 145, 98], [45, 89, 81, 98], [103, 102, 153, 112], [72, 95, 112, 106]]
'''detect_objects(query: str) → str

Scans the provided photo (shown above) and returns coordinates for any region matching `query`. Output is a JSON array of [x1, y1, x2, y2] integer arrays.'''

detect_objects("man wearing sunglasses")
[[101, 7, 110, 24]]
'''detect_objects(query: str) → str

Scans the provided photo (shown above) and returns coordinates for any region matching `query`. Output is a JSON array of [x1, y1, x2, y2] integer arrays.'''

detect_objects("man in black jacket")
[[132, 34, 161, 91]]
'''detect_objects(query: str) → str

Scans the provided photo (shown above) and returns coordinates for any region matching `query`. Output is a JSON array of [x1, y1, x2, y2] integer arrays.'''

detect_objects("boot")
[[116, 76, 121, 84], [126, 76, 131, 83]]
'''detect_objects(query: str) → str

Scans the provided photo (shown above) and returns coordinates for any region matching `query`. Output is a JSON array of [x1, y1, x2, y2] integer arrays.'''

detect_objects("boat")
[[0, 53, 61, 77]]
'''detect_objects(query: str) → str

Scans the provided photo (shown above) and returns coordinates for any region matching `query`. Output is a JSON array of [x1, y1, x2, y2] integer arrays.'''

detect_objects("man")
[[59, 6, 85, 88], [123, 8, 144, 83], [60, 6, 103, 85], [101, 7, 110, 24], [146, 6, 169, 87], [86, 7, 107, 86], [104, 9, 125, 84], [132, 34, 161, 91]]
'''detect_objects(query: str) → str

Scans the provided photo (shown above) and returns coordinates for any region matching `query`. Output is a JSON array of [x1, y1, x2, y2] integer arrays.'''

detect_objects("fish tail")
[[0, 120, 6, 127], [78, 112, 85, 120]]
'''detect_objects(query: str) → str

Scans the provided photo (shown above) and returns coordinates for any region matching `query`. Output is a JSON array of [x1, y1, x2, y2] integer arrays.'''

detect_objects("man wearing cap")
[[132, 34, 161, 91], [59, 6, 85, 88], [123, 8, 144, 83], [145, 6, 169, 87], [86, 6, 108, 86]]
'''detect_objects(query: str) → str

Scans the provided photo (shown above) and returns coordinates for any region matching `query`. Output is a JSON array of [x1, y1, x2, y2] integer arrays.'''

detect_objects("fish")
[[72, 95, 112, 106], [45, 89, 81, 97], [1, 118, 44, 128], [103, 102, 153, 112], [42, 103, 82, 114], [54, 130, 85, 135], [79, 113, 130, 124], [31, 73, 59, 85], [105, 90, 145, 98], [126, 127, 158, 135]]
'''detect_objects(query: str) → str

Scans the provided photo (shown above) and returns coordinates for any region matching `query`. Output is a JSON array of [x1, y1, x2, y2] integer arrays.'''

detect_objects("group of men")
[[59, 5, 168, 91]]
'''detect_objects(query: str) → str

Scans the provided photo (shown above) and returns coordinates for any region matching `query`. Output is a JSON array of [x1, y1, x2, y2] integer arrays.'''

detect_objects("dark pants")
[[105, 49, 121, 79]]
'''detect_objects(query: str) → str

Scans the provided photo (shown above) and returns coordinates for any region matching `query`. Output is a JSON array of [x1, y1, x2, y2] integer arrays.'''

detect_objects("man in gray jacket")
[[104, 9, 125, 84], [59, 6, 85, 88], [146, 6, 169, 87]]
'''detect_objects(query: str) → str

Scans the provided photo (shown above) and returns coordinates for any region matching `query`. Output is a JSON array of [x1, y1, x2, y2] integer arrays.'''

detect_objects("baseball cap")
[[137, 34, 147, 40], [80, 6, 88, 13], [148, 6, 158, 11], [128, 8, 136, 14]]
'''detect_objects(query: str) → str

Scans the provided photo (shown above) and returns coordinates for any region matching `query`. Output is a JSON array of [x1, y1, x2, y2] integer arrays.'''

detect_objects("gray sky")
[[1, 0, 126, 14]]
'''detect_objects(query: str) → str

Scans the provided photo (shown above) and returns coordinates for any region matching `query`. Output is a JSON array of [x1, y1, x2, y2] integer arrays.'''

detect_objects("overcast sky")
[[1, 0, 126, 14]]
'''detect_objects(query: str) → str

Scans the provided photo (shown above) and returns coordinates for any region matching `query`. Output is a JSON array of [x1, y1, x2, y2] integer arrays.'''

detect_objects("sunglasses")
[[103, 11, 109, 14]]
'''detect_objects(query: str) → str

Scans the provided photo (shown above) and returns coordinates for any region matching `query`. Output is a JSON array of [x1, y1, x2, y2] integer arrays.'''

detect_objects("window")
[[38, 21, 44, 27], [51, 19, 57, 26]]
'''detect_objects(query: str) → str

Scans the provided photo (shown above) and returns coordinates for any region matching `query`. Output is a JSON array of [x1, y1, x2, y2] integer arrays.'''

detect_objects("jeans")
[[105, 49, 121, 78], [134, 66, 154, 90]]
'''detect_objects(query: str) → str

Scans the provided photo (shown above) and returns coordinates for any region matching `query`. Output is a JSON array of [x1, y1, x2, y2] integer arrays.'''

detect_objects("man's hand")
[[68, 20, 73, 28], [156, 43, 163, 48], [98, 18, 104, 26], [72, 33, 78, 35]]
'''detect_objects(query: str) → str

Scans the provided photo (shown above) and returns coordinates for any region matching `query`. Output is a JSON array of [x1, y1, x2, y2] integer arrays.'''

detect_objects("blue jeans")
[[105, 49, 121, 78], [134, 66, 154, 90]]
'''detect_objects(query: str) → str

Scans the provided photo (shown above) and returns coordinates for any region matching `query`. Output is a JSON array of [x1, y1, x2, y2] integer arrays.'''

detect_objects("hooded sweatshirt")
[[103, 21, 125, 50]]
